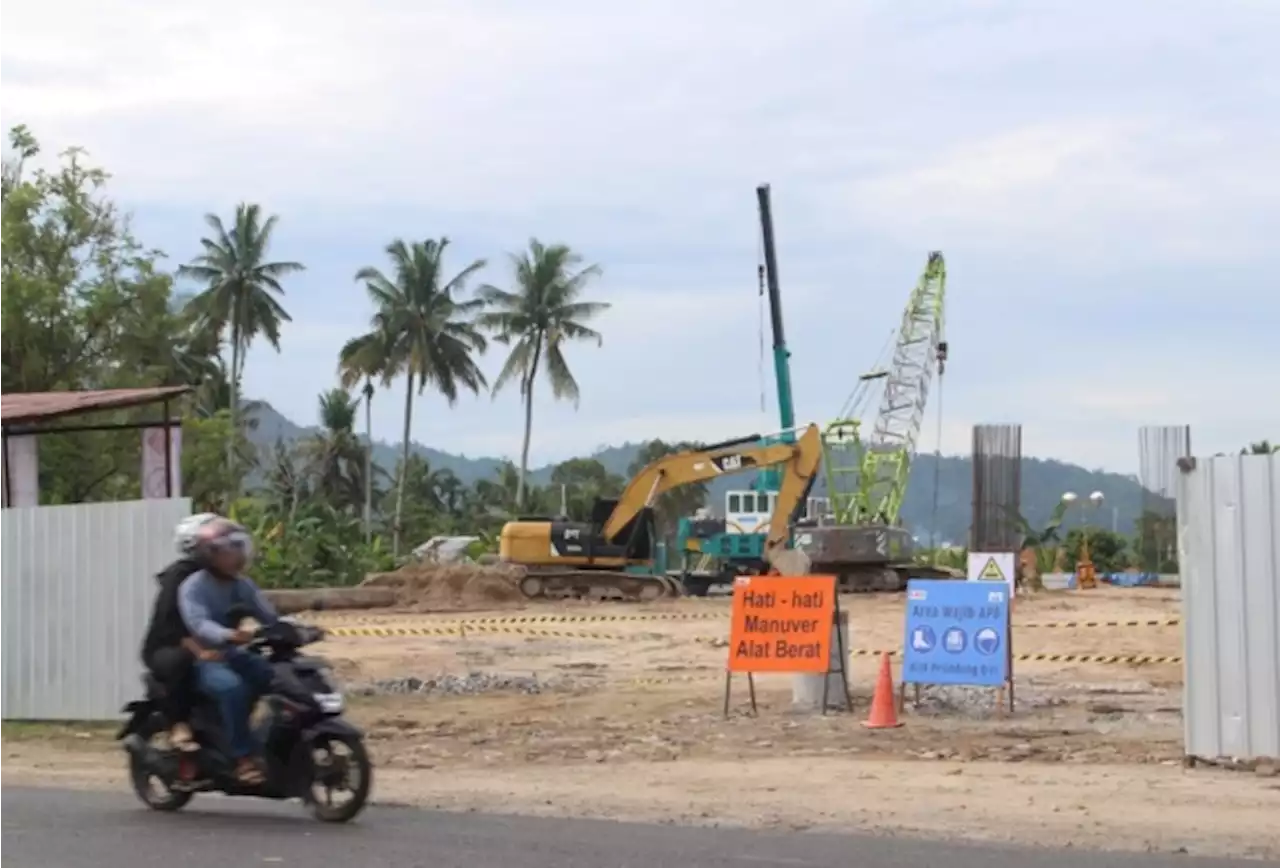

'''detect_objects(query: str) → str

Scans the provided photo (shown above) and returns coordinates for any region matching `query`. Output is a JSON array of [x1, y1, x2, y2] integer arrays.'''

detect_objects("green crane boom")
[[823, 252, 947, 527]]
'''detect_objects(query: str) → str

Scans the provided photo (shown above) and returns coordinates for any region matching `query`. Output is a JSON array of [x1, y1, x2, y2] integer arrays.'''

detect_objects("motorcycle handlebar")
[[246, 621, 326, 649]]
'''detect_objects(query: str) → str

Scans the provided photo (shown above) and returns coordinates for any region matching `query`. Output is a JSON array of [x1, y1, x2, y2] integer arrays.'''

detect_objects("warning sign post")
[[965, 551, 1017, 709], [724, 574, 851, 717], [967, 551, 1016, 594]]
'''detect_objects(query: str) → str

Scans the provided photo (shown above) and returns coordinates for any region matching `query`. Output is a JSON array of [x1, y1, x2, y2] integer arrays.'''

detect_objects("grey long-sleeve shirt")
[[177, 569, 280, 648]]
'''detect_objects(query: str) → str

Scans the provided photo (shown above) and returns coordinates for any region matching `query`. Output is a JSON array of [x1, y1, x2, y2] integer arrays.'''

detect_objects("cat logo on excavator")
[[713, 453, 751, 473]]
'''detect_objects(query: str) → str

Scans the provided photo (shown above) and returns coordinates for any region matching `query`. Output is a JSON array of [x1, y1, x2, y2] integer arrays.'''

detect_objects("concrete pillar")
[[765, 545, 850, 711], [790, 611, 851, 711]]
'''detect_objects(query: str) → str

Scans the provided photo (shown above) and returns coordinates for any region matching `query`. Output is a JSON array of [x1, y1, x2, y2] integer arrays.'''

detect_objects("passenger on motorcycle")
[[176, 517, 280, 786], [140, 513, 225, 752]]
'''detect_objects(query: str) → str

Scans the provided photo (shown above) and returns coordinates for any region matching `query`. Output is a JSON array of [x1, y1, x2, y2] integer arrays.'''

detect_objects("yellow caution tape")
[[312, 610, 726, 626], [1017, 618, 1181, 630], [625, 652, 1182, 688], [324, 626, 1182, 666], [324, 623, 637, 642], [629, 673, 722, 687], [465, 612, 725, 624], [1011, 652, 1182, 665], [314, 610, 1180, 632], [841, 648, 1180, 665]]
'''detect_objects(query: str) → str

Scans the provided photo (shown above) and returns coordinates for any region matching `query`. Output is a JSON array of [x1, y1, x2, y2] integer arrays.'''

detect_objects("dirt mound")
[[360, 561, 526, 612]]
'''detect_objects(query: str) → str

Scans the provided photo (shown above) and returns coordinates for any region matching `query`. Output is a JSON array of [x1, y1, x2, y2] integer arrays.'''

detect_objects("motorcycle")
[[117, 615, 371, 823]]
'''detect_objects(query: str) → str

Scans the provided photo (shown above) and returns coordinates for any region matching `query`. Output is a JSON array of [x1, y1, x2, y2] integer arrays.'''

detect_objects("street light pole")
[[1075, 491, 1105, 589]]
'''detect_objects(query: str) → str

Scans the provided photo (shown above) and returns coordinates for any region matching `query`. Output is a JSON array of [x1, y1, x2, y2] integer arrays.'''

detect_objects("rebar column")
[[1137, 425, 1191, 574], [970, 424, 1023, 551]]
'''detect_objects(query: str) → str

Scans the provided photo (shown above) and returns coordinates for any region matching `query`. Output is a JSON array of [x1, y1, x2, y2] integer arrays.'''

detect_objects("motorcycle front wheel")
[[307, 733, 372, 823]]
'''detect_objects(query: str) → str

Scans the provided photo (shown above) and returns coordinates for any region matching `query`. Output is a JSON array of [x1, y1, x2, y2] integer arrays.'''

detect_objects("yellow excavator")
[[499, 424, 824, 601]]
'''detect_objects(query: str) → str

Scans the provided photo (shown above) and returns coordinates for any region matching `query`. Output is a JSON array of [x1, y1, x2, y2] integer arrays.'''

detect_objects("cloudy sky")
[[4, 0, 1276, 473]]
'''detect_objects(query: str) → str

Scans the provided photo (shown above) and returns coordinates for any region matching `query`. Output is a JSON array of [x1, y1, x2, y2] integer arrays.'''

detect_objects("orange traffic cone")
[[862, 652, 903, 729]]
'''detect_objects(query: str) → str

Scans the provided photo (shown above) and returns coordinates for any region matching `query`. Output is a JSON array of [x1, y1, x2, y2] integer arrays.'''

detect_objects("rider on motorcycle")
[[176, 516, 281, 785]]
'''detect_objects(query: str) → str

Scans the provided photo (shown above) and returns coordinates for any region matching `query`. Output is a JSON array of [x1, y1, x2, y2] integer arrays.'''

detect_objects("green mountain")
[[245, 402, 1151, 544]]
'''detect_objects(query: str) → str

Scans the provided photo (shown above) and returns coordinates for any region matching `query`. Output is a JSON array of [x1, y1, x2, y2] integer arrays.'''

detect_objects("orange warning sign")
[[726, 575, 836, 673]]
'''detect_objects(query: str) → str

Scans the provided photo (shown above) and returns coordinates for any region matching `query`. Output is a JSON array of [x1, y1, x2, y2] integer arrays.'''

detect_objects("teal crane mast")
[[754, 183, 795, 493]]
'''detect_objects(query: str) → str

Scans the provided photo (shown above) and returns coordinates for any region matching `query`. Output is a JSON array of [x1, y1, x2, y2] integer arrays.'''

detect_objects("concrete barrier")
[[1040, 572, 1077, 590], [264, 587, 398, 614]]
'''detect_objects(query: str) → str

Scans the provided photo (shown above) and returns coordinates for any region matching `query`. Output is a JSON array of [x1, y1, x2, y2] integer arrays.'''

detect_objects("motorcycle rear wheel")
[[128, 732, 193, 812], [308, 733, 372, 823]]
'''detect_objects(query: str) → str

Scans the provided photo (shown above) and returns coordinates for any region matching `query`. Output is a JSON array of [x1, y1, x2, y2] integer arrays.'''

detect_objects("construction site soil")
[[6, 584, 1278, 860], [359, 561, 527, 611]]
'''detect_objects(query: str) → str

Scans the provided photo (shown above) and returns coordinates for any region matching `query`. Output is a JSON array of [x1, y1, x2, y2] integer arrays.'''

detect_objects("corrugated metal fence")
[[2, 498, 191, 720], [1178, 453, 1280, 762]]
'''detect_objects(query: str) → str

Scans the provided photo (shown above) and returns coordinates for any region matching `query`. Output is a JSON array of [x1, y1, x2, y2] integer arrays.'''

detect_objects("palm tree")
[[338, 331, 393, 543], [263, 439, 310, 525], [471, 461, 553, 520], [359, 379, 376, 541], [302, 388, 367, 513], [477, 239, 609, 509], [340, 238, 489, 556], [177, 203, 304, 498]]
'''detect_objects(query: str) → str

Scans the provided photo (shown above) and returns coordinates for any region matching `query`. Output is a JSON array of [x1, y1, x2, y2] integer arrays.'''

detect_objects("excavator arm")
[[601, 424, 824, 544]]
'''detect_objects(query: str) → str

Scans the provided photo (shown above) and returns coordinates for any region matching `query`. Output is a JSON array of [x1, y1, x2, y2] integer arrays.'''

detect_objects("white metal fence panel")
[[1177, 453, 1280, 761], [2, 498, 192, 720]]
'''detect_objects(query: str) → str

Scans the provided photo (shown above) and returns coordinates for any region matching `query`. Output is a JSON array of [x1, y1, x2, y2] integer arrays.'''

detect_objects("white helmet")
[[174, 513, 222, 556]]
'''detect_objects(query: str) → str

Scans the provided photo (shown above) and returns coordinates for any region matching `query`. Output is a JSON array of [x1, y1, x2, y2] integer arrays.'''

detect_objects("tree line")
[[4, 125, 1269, 587], [1, 125, 710, 586]]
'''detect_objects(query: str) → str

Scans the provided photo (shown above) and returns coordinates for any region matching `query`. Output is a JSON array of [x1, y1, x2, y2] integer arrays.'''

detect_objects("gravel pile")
[[908, 679, 1064, 717], [349, 671, 563, 697]]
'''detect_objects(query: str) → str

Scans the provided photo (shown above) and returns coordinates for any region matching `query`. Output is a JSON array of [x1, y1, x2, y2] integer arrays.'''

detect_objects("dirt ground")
[[5, 585, 1279, 860]]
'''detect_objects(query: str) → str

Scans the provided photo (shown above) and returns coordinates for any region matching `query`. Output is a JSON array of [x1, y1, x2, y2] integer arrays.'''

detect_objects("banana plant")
[[1000, 501, 1074, 589], [1002, 501, 1071, 549]]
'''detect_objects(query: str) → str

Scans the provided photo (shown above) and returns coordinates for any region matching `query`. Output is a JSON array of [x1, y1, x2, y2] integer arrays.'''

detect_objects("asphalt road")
[[2, 786, 1270, 868]]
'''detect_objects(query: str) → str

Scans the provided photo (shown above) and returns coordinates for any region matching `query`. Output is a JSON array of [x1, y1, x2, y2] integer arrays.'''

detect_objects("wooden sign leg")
[[834, 608, 852, 713], [724, 671, 759, 718], [1006, 605, 1015, 713]]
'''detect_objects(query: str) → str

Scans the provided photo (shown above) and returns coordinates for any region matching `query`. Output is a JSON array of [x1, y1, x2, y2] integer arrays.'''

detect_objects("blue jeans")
[[195, 648, 274, 759]]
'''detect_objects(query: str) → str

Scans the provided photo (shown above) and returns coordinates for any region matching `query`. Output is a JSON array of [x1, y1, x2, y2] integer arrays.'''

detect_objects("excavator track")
[[820, 563, 966, 594], [516, 568, 682, 603]]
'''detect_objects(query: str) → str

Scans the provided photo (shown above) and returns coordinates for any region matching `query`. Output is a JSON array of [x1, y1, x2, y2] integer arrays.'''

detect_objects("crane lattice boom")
[[824, 252, 947, 526]]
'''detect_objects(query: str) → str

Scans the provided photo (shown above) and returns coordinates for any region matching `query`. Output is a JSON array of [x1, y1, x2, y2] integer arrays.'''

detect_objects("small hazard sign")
[[978, 557, 1006, 581], [966, 551, 1016, 595]]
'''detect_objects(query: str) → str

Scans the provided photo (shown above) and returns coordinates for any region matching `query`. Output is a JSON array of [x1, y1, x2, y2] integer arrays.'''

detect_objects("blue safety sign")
[[902, 579, 1009, 687]]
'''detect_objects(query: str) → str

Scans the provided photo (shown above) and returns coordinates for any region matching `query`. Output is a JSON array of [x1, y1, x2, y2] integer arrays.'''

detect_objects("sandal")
[[234, 759, 265, 785], [170, 723, 199, 753]]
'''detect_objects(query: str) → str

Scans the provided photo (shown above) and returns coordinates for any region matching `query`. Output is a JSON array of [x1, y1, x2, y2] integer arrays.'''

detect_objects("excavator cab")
[[587, 498, 656, 562]]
